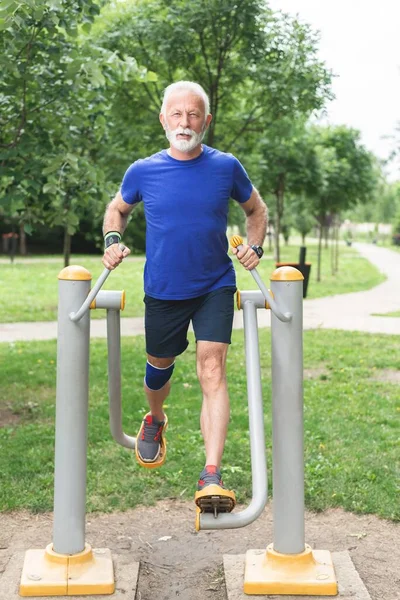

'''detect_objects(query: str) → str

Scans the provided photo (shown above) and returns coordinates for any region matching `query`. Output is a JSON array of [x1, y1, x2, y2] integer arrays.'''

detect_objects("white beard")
[[165, 126, 206, 153]]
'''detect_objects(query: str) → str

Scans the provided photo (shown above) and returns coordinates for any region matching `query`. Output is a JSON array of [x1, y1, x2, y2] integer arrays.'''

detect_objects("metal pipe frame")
[[69, 268, 111, 322], [233, 242, 291, 322], [199, 294, 268, 529], [106, 309, 136, 449]]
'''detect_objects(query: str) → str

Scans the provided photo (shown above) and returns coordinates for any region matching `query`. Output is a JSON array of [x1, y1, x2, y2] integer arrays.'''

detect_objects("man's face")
[[160, 91, 212, 153]]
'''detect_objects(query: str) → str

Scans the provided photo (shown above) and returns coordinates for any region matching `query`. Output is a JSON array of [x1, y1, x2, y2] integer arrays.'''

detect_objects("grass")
[[0, 244, 386, 323], [1, 329, 399, 520], [373, 311, 400, 317]]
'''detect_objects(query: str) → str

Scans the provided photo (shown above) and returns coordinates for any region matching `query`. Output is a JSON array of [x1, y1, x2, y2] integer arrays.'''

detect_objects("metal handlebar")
[[69, 245, 126, 322], [230, 237, 292, 322]]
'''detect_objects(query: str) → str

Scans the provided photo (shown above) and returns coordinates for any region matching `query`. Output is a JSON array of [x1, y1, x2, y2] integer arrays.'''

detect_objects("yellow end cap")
[[58, 266, 92, 281], [121, 290, 126, 311], [44, 543, 69, 565], [230, 235, 243, 248], [236, 290, 241, 310], [271, 266, 304, 281], [90, 299, 96, 310], [45, 543, 93, 565]]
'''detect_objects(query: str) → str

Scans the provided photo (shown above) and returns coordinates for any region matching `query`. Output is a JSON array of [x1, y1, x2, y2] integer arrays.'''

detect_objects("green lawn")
[[1, 329, 399, 520], [0, 245, 386, 322]]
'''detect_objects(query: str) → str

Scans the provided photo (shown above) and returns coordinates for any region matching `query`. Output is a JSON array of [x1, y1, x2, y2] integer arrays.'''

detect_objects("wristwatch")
[[251, 244, 264, 259]]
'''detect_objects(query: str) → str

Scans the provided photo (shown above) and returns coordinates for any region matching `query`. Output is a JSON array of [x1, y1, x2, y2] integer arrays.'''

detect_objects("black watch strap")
[[251, 244, 264, 259]]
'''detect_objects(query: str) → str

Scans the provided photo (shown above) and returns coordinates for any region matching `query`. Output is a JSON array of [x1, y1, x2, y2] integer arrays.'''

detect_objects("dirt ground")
[[0, 500, 399, 600]]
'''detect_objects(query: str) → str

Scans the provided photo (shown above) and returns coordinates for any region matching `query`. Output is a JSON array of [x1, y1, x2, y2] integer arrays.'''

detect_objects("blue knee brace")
[[145, 361, 175, 391]]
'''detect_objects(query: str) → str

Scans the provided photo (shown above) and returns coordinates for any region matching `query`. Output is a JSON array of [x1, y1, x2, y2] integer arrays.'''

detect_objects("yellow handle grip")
[[230, 235, 244, 249]]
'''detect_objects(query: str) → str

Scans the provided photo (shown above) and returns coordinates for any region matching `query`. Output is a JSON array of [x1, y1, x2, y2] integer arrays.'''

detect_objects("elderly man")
[[102, 80, 267, 515]]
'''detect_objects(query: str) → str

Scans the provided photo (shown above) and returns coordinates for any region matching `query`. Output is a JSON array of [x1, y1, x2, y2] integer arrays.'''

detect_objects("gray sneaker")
[[135, 412, 168, 469]]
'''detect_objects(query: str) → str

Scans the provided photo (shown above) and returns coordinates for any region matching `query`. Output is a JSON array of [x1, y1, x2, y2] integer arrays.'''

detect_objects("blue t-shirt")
[[120, 144, 253, 299]]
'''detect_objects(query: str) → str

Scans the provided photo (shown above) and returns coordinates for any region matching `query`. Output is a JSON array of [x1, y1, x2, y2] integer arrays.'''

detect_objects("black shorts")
[[144, 286, 236, 358]]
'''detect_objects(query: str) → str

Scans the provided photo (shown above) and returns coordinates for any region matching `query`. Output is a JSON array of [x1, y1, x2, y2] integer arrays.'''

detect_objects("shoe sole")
[[194, 484, 236, 515], [135, 413, 168, 469]]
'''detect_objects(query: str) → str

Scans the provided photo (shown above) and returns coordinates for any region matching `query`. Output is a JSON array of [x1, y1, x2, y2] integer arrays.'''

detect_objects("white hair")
[[161, 81, 210, 118]]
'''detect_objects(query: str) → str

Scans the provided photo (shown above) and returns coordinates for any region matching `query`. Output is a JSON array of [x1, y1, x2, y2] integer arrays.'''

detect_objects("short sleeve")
[[120, 161, 143, 205], [231, 157, 253, 204]]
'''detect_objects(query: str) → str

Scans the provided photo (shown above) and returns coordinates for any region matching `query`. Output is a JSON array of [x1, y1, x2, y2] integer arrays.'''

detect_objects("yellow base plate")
[[19, 543, 115, 597], [244, 544, 338, 596], [135, 413, 168, 469]]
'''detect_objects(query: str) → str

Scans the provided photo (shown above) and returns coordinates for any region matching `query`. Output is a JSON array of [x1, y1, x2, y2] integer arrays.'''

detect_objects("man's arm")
[[102, 191, 136, 270], [233, 186, 268, 270]]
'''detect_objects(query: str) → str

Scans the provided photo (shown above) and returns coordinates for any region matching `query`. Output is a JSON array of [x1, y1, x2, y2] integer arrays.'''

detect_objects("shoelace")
[[200, 470, 222, 485], [142, 418, 163, 442]]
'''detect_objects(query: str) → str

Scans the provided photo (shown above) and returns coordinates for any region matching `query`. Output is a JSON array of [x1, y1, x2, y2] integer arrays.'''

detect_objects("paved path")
[[1, 243, 399, 343]]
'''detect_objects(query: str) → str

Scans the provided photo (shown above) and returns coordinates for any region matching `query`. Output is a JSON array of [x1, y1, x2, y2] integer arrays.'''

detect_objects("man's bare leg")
[[196, 341, 230, 467], [195, 341, 235, 513]]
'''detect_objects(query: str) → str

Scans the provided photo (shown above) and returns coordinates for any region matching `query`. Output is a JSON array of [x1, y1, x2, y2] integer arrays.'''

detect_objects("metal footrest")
[[195, 485, 236, 519], [197, 494, 235, 516]]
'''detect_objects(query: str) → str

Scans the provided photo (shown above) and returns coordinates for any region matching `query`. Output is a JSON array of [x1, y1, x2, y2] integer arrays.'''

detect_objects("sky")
[[268, 0, 400, 181]]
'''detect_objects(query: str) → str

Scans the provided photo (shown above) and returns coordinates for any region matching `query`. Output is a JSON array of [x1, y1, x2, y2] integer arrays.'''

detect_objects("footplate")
[[195, 485, 236, 517]]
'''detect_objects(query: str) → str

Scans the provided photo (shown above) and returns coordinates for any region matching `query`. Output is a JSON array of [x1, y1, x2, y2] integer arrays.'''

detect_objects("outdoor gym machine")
[[194, 235, 337, 596], [20, 257, 136, 596], [19, 237, 338, 597]]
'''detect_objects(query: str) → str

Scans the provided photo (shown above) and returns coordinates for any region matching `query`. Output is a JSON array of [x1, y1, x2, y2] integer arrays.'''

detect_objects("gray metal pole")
[[53, 267, 91, 554], [199, 296, 268, 529], [270, 272, 305, 554], [107, 310, 136, 449]]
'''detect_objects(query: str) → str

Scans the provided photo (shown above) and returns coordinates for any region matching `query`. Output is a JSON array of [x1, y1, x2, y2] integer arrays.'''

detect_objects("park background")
[[0, 2, 399, 599]]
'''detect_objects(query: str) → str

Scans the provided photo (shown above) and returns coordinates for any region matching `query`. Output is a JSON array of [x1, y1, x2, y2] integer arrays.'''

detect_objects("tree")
[[290, 195, 316, 245], [91, 0, 332, 250], [0, 1, 147, 259], [256, 119, 322, 260], [0, 0, 101, 248], [346, 176, 399, 226], [310, 126, 378, 280]]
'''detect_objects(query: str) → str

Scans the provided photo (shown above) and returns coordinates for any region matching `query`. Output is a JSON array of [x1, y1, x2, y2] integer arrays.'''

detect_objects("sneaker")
[[194, 465, 236, 516], [135, 412, 168, 469]]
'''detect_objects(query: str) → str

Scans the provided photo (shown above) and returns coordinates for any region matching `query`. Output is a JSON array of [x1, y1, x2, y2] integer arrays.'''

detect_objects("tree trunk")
[[330, 223, 335, 275], [324, 225, 330, 249], [19, 223, 27, 255], [206, 87, 217, 147], [274, 205, 280, 262], [335, 220, 340, 273], [302, 233, 306, 245], [274, 173, 285, 263], [63, 228, 71, 267], [317, 223, 323, 282], [207, 120, 215, 148]]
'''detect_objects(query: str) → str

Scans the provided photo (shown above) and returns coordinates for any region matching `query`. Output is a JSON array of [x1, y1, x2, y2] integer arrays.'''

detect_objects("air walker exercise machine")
[[19, 237, 337, 596], [198, 236, 337, 595]]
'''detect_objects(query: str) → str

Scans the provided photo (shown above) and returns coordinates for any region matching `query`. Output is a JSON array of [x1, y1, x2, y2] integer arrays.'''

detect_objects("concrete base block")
[[224, 551, 371, 599], [0, 552, 139, 600]]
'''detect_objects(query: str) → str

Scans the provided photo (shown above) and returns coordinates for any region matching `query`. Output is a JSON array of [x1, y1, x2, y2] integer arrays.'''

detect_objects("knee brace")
[[144, 361, 175, 391]]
